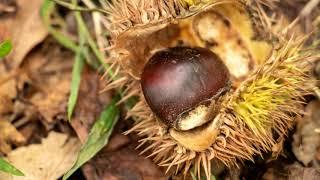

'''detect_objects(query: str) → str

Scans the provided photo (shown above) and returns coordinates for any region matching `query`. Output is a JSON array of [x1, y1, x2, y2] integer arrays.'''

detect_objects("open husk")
[[101, 0, 319, 179]]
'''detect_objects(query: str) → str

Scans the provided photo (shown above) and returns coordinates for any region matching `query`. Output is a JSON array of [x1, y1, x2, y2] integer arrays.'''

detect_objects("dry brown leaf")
[[262, 168, 286, 180], [0, 131, 81, 180], [18, 122, 37, 143], [82, 145, 167, 180], [0, 0, 48, 68], [23, 45, 73, 124], [31, 78, 70, 123], [0, 0, 17, 15], [287, 164, 320, 180], [0, 67, 17, 99], [0, 62, 17, 114], [292, 100, 320, 166], [71, 67, 111, 142], [0, 95, 14, 115], [105, 134, 130, 152], [262, 163, 320, 180], [0, 119, 25, 154]]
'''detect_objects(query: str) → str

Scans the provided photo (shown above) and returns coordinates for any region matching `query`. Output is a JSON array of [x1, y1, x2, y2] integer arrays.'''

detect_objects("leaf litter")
[[0, 0, 48, 68], [0, 131, 81, 180]]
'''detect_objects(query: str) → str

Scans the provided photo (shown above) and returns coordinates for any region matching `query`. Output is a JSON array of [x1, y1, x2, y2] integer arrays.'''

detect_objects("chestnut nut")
[[141, 47, 230, 131]]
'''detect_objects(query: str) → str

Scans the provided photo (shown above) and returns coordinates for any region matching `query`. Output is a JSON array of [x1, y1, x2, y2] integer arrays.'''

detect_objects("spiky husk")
[[101, 0, 319, 179], [104, 0, 276, 37], [121, 37, 316, 179], [104, 0, 233, 36]]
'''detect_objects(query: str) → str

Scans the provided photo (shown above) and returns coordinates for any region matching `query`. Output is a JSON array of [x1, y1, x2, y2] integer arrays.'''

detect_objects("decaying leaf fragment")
[[0, 120, 25, 154], [0, 0, 47, 68], [0, 132, 81, 180], [21, 43, 73, 124], [292, 100, 320, 166]]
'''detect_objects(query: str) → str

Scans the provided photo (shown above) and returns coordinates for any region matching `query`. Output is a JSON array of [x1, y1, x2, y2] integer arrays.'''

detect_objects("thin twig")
[[299, 0, 320, 17], [81, 0, 109, 53], [284, 0, 320, 34]]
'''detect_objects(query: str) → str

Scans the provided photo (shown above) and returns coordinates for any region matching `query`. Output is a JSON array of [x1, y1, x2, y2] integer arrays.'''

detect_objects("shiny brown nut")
[[141, 47, 230, 130]]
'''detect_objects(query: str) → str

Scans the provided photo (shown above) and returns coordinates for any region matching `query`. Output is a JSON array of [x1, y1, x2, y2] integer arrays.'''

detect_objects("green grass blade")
[[211, 175, 217, 180], [190, 171, 217, 180], [0, 158, 24, 176], [67, 27, 86, 121], [67, 0, 87, 121], [67, 50, 85, 120], [191, 172, 197, 180], [63, 96, 120, 180], [0, 40, 13, 58], [73, 10, 139, 109], [73, 9, 113, 77], [48, 0, 139, 110]]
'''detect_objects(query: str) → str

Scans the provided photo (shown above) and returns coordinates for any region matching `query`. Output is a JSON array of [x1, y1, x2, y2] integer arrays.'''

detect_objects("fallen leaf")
[[0, 131, 81, 180], [24, 44, 73, 124], [0, 95, 14, 115], [31, 78, 70, 123], [314, 60, 320, 80], [0, 0, 17, 15], [0, 0, 48, 68], [292, 100, 320, 166], [262, 167, 287, 180], [82, 146, 167, 180], [287, 163, 320, 180], [0, 119, 25, 154], [105, 134, 130, 152], [222, 166, 240, 180], [0, 70, 16, 116], [18, 122, 38, 143], [261, 163, 320, 180], [63, 96, 120, 180], [70, 66, 111, 142], [0, 63, 17, 111]]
